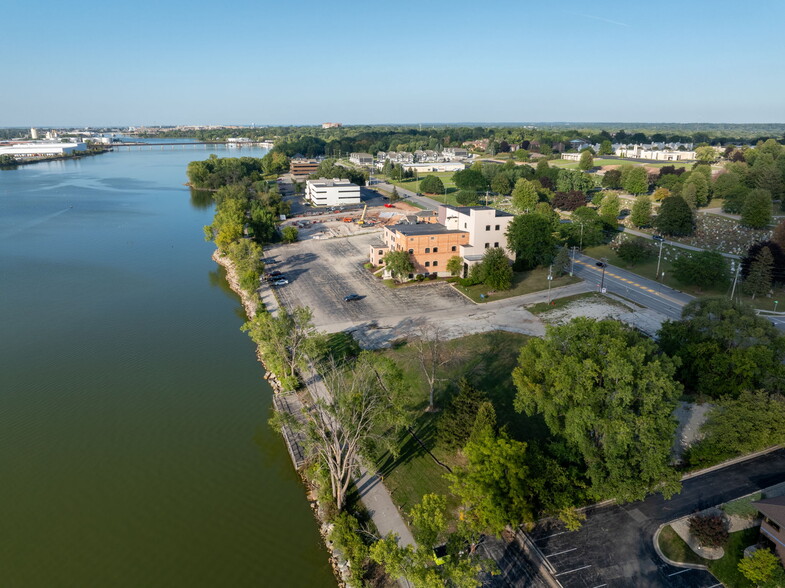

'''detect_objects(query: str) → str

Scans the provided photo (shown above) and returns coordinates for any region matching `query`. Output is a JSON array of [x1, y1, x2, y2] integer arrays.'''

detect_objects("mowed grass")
[[453, 267, 581, 303], [376, 331, 543, 513], [658, 525, 758, 587]]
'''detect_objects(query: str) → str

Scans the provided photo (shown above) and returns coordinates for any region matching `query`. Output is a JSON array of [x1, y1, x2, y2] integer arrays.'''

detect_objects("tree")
[[552, 191, 586, 211], [562, 206, 605, 248], [599, 140, 613, 156], [630, 195, 652, 227], [383, 250, 414, 282], [242, 307, 323, 388], [420, 175, 444, 195], [491, 174, 512, 195], [556, 169, 594, 193], [453, 168, 488, 192], [437, 378, 489, 450], [617, 239, 655, 264], [681, 182, 698, 209], [773, 219, 785, 251], [623, 166, 649, 195], [683, 172, 709, 207], [511, 178, 538, 212], [654, 196, 694, 236], [741, 188, 772, 229], [303, 353, 407, 511], [506, 214, 555, 269], [513, 318, 682, 502], [602, 169, 622, 189], [471, 247, 513, 290], [599, 193, 620, 224], [552, 245, 571, 276], [448, 427, 534, 535], [658, 298, 785, 398], [738, 548, 783, 586], [578, 150, 594, 171], [455, 190, 478, 205], [651, 187, 671, 202], [689, 514, 728, 548], [411, 325, 452, 411], [695, 145, 718, 164], [281, 225, 299, 243], [743, 246, 774, 298], [390, 186, 401, 202], [671, 251, 729, 289], [686, 391, 785, 467], [742, 241, 785, 285], [446, 255, 463, 277]]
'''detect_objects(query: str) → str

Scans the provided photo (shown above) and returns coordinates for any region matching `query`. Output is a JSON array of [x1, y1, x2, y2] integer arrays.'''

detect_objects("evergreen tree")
[[578, 150, 594, 171], [654, 196, 694, 236], [743, 247, 774, 298], [741, 188, 772, 229], [552, 245, 571, 276]]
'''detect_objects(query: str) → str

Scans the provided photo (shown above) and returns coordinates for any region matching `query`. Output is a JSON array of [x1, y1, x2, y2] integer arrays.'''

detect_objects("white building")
[[305, 178, 361, 207], [30, 128, 38, 139], [0, 141, 87, 159], [402, 162, 465, 173], [349, 152, 373, 166], [442, 147, 468, 160], [437, 204, 515, 267], [614, 145, 695, 161]]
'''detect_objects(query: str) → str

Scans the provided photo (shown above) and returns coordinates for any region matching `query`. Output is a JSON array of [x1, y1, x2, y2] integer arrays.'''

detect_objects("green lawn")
[[658, 525, 759, 588], [453, 267, 581, 303], [376, 331, 543, 512]]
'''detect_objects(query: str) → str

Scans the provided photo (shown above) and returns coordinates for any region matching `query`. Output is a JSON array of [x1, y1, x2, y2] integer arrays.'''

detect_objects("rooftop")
[[442, 204, 514, 218], [756, 495, 785, 522], [386, 223, 467, 236], [307, 177, 357, 187]]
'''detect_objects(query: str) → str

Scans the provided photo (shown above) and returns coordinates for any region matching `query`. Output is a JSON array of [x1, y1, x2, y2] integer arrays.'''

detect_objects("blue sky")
[[4, 0, 784, 126]]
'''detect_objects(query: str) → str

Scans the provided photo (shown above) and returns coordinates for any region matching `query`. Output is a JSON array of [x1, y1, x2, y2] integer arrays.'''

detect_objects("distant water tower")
[[30, 128, 38, 139]]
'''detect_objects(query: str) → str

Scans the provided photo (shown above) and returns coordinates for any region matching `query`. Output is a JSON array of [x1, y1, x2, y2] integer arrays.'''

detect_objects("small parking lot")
[[263, 230, 474, 333]]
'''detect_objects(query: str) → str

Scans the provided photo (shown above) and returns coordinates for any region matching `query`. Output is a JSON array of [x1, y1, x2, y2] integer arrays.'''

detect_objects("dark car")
[[652, 234, 664, 241], [343, 293, 362, 302], [266, 270, 283, 278]]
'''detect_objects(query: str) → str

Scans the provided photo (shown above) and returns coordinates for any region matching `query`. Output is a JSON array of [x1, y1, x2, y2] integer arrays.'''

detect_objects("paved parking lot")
[[264, 230, 475, 333]]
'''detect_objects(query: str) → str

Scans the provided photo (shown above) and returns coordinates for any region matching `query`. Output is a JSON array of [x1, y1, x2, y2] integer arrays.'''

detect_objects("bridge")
[[110, 141, 273, 151]]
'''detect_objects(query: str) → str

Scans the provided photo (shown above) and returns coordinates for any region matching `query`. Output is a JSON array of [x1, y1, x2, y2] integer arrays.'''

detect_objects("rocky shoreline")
[[210, 248, 352, 587]]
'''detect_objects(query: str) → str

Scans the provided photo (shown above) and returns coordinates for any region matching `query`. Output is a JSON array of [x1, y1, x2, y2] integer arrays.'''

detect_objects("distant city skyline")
[[5, 0, 785, 127]]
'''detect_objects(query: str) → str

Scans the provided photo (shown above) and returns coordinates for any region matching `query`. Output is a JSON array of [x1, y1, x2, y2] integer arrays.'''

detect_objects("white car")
[[272, 279, 289, 286]]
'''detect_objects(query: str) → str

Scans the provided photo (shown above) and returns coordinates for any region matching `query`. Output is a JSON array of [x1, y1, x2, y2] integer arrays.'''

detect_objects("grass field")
[[376, 331, 542, 513], [453, 267, 581, 303]]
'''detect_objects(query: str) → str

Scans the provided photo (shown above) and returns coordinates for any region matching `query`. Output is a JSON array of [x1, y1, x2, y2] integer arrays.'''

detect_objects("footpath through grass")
[[376, 331, 544, 513], [453, 267, 580, 303]]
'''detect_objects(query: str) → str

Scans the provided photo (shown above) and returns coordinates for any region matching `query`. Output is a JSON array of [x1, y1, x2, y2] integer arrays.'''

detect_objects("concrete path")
[[622, 226, 742, 259]]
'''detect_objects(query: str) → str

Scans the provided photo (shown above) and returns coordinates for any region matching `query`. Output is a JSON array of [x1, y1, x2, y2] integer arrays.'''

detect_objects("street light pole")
[[570, 246, 577, 276], [730, 263, 741, 301], [579, 222, 585, 251], [547, 265, 553, 303], [596, 258, 608, 293]]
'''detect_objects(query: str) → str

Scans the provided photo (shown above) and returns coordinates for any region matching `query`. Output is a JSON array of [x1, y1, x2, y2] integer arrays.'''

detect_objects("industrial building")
[[0, 141, 87, 159]]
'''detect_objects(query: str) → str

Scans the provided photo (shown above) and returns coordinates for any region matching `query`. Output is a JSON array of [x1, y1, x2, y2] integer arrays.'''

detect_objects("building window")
[[378, 250, 383, 255], [464, 223, 467, 229], [433, 260, 438, 266], [486, 225, 491, 231], [408, 248, 414, 254], [425, 261, 430, 267], [425, 248, 430, 253], [408, 273, 414, 279], [485, 243, 490, 249], [433, 247, 438, 253], [495, 224, 500, 230], [451, 246, 456, 251], [766, 517, 782, 533], [494, 242, 499, 248]]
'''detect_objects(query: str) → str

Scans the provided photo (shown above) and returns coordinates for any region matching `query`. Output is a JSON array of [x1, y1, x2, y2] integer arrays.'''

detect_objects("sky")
[[4, 0, 785, 127]]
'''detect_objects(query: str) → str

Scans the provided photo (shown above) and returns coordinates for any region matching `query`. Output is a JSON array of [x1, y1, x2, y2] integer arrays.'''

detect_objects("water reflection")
[[190, 188, 214, 209]]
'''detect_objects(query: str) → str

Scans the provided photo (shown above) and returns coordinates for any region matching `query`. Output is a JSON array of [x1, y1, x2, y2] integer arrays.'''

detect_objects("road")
[[622, 227, 741, 260], [569, 251, 693, 321], [369, 179, 444, 210]]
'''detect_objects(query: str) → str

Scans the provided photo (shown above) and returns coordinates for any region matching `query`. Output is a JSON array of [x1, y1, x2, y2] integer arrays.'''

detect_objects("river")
[[0, 143, 336, 587]]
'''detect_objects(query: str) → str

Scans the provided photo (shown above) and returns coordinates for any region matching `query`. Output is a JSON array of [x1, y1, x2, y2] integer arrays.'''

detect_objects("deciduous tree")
[[511, 178, 538, 212], [513, 318, 682, 502], [506, 214, 555, 269], [623, 166, 649, 195], [383, 250, 415, 282], [578, 151, 594, 171], [419, 175, 445, 195], [630, 195, 652, 227], [741, 188, 772, 229], [654, 196, 694, 236]]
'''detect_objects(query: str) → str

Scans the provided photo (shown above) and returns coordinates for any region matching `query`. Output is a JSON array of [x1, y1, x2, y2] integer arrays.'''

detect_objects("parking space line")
[[591, 584, 607, 588], [554, 565, 591, 577], [536, 531, 567, 541], [667, 569, 690, 577], [545, 548, 577, 558]]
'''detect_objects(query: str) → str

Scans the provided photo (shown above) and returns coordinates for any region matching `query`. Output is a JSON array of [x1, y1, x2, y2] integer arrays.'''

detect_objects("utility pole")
[[570, 246, 577, 276], [596, 259, 608, 293], [547, 265, 553, 303], [655, 237, 665, 280], [730, 262, 742, 301], [579, 222, 585, 251]]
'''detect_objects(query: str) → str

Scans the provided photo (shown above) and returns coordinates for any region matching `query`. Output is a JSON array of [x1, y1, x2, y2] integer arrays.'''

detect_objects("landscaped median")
[[452, 267, 580, 303]]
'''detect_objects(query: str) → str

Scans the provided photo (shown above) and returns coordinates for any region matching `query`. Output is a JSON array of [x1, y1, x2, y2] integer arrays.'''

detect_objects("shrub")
[[688, 514, 728, 548]]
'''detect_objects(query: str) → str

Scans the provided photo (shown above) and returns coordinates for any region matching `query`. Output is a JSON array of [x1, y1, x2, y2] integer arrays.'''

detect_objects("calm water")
[[0, 145, 335, 587]]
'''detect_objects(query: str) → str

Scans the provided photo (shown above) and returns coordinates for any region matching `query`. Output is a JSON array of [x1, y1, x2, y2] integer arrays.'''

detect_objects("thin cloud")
[[566, 11, 630, 27]]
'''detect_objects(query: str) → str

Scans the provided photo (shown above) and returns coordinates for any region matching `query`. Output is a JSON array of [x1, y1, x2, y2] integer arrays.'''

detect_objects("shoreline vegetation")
[[0, 146, 111, 169]]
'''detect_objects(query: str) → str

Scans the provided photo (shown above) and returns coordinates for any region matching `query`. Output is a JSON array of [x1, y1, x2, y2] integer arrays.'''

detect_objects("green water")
[[0, 146, 335, 587]]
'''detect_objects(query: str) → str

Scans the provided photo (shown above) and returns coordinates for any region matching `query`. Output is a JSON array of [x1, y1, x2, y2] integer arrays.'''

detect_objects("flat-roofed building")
[[0, 141, 86, 159], [290, 158, 320, 177], [373, 223, 470, 277], [442, 147, 468, 160], [438, 204, 515, 271], [305, 178, 361, 207], [349, 152, 373, 166]]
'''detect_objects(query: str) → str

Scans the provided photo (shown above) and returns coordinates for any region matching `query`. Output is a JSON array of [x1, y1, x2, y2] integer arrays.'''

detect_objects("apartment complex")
[[614, 145, 696, 161], [756, 496, 785, 565], [290, 158, 320, 177], [349, 152, 373, 165], [305, 178, 361, 206], [371, 204, 514, 278]]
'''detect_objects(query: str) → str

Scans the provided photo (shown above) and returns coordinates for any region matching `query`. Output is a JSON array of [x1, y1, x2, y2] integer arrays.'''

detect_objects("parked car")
[[272, 279, 289, 286], [384, 203, 394, 208], [652, 234, 664, 241], [266, 270, 283, 277], [343, 293, 362, 302]]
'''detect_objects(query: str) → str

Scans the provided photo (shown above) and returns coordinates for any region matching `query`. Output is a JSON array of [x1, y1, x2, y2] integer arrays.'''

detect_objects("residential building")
[[305, 178, 361, 206], [561, 153, 582, 161], [402, 162, 465, 174], [349, 152, 373, 166], [321, 122, 342, 129], [756, 496, 785, 565], [290, 158, 320, 177], [569, 139, 591, 151], [462, 139, 489, 151], [442, 147, 468, 160], [614, 145, 696, 161]]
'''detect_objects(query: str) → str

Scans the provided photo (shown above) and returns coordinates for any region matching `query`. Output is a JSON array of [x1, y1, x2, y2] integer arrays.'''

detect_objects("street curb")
[[651, 524, 710, 572], [680, 445, 783, 481]]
